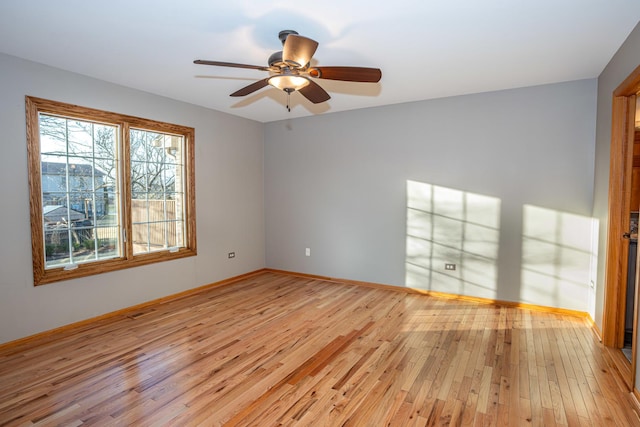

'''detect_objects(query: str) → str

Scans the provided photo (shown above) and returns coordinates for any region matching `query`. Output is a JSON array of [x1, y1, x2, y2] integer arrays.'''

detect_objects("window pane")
[[132, 222, 150, 254], [42, 192, 68, 214], [96, 158, 117, 189], [129, 129, 148, 162], [70, 225, 95, 263], [149, 221, 165, 250], [97, 192, 119, 226], [69, 164, 95, 192], [44, 228, 71, 268], [168, 220, 184, 247], [130, 128, 185, 255], [41, 156, 68, 192], [67, 120, 95, 158], [67, 192, 93, 222], [95, 227, 119, 260], [165, 193, 184, 221], [130, 161, 147, 190], [39, 113, 121, 269], [164, 164, 177, 192], [94, 125, 117, 160], [131, 198, 149, 224], [148, 164, 167, 193], [39, 116, 67, 155], [132, 199, 170, 255]]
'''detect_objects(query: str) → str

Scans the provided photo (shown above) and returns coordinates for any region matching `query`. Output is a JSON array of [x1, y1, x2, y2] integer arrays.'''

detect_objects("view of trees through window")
[[27, 97, 196, 285], [39, 115, 186, 268], [129, 129, 185, 255], [39, 115, 120, 267]]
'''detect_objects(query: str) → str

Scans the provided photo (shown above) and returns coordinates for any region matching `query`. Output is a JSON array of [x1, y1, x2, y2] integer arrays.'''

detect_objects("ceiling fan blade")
[[194, 60, 270, 72], [230, 78, 270, 97], [298, 80, 331, 104], [282, 34, 319, 68], [308, 66, 382, 83]]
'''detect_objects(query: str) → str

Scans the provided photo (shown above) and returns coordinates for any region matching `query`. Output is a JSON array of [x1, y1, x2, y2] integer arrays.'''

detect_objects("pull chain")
[[284, 88, 293, 112]]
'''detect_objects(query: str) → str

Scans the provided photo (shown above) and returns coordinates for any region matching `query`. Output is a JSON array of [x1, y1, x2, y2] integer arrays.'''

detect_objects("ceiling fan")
[[194, 30, 382, 111]]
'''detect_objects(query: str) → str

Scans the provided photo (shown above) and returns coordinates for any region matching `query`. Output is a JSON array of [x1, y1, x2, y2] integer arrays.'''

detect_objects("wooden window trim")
[[26, 96, 197, 286]]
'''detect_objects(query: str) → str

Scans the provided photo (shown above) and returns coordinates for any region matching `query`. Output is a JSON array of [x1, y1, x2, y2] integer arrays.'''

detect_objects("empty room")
[[2, 1, 640, 425]]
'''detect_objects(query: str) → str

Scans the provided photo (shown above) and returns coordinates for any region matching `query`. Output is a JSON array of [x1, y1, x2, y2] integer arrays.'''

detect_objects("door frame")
[[603, 63, 640, 390]]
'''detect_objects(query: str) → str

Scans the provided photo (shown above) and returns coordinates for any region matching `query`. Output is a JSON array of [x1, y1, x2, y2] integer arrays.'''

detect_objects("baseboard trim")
[[265, 268, 591, 320], [0, 268, 268, 352], [604, 346, 633, 391], [632, 388, 640, 421], [585, 314, 603, 342]]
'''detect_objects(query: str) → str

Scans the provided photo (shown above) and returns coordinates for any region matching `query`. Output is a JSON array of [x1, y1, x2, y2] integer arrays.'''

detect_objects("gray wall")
[[0, 53, 265, 345], [265, 80, 598, 313]]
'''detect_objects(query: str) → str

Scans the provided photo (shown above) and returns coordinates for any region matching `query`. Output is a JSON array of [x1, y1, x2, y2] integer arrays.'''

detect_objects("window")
[[26, 97, 196, 285]]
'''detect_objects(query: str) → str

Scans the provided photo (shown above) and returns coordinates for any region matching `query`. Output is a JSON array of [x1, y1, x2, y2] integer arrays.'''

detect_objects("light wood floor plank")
[[0, 271, 639, 426]]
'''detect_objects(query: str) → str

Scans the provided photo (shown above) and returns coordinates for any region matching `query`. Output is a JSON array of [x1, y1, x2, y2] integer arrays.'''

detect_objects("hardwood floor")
[[1, 271, 639, 426]]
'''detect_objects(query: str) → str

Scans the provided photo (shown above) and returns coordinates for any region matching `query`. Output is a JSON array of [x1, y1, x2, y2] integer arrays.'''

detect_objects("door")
[[623, 127, 640, 362], [603, 67, 640, 390]]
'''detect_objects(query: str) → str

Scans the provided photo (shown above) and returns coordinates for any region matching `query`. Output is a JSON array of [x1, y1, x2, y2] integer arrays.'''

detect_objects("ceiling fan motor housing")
[[278, 30, 299, 45]]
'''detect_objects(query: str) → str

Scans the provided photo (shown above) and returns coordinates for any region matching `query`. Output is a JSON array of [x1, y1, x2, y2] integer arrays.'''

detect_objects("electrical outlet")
[[305, 248, 311, 257], [228, 252, 235, 259], [445, 263, 456, 271]]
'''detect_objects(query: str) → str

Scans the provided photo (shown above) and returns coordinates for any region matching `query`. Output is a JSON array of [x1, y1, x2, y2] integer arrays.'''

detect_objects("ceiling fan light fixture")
[[268, 74, 310, 92]]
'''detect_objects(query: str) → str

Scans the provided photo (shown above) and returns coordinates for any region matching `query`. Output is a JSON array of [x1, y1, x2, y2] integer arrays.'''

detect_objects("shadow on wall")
[[405, 180, 599, 312], [405, 180, 501, 299], [521, 205, 598, 312]]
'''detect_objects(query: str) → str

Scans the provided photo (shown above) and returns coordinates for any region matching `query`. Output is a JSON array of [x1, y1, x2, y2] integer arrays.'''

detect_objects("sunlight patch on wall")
[[521, 205, 598, 312], [405, 180, 501, 299]]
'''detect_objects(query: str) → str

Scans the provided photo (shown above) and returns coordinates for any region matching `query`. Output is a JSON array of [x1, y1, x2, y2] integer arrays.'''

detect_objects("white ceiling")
[[1, 1, 639, 123]]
